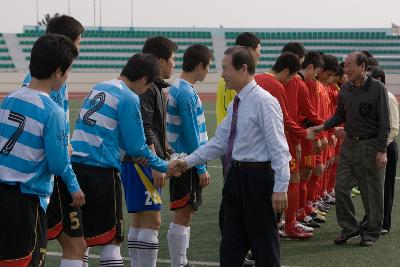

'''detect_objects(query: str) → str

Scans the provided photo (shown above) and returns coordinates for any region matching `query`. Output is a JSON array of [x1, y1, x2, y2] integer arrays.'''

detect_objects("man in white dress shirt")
[[178, 46, 295, 266]]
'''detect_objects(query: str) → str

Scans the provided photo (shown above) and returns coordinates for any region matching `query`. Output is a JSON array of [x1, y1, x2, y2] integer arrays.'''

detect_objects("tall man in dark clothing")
[[121, 36, 177, 267], [311, 52, 390, 247]]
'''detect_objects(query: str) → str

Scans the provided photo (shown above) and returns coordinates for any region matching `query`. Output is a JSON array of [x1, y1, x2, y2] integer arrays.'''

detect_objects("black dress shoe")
[[360, 239, 374, 247], [334, 231, 359, 245]]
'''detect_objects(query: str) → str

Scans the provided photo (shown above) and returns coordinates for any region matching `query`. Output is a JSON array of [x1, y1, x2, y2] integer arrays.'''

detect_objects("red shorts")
[[315, 147, 329, 166], [300, 139, 315, 169], [287, 136, 300, 174]]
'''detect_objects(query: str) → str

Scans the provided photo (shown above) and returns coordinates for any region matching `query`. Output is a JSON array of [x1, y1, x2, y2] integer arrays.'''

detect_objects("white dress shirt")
[[185, 79, 291, 192], [387, 91, 399, 145]]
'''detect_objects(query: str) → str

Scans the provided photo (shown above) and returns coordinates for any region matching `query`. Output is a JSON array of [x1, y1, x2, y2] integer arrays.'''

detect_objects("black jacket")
[[139, 79, 170, 159]]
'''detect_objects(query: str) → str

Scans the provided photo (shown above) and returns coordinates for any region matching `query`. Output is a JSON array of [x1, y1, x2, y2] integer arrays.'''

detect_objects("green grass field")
[[45, 99, 400, 267]]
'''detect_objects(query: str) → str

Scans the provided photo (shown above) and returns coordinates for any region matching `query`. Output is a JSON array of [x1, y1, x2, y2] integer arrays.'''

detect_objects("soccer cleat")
[[299, 216, 321, 228], [315, 201, 330, 213], [311, 209, 327, 217], [323, 194, 336, 205], [243, 251, 255, 266], [184, 262, 196, 267], [282, 224, 313, 240], [381, 228, 390, 235], [277, 219, 285, 230], [296, 222, 314, 233], [311, 212, 326, 223], [351, 187, 361, 195]]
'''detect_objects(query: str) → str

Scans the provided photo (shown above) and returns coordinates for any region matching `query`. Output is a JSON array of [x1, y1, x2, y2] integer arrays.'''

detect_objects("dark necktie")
[[223, 95, 240, 177]]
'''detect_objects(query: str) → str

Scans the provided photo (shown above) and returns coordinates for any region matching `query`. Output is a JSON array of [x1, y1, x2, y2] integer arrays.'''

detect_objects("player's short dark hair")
[[336, 64, 344, 77], [46, 15, 84, 42], [121, 53, 160, 84], [322, 55, 339, 73], [282, 42, 306, 59], [182, 44, 213, 72], [371, 67, 386, 84], [361, 50, 374, 58], [224, 46, 255, 75], [367, 57, 380, 72], [272, 52, 301, 75], [30, 34, 78, 79], [354, 51, 369, 71], [302, 50, 324, 69], [235, 32, 261, 50], [142, 36, 178, 61]]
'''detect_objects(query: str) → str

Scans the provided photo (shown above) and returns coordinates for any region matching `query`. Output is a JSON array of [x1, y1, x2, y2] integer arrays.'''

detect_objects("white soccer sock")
[[182, 227, 190, 265], [82, 247, 90, 267], [60, 259, 83, 267], [128, 227, 140, 267], [167, 223, 189, 267], [100, 245, 123, 266], [137, 229, 159, 267]]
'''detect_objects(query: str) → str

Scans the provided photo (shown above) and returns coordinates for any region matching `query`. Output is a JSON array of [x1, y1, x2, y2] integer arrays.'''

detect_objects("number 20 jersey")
[[71, 79, 168, 172], [0, 87, 79, 210]]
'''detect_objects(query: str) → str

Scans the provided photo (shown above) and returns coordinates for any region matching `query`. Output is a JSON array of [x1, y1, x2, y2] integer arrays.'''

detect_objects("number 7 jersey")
[[0, 87, 80, 210], [71, 79, 168, 172]]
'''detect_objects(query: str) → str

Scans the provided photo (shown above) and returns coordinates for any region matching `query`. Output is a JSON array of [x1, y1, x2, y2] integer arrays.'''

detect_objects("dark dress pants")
[[383, 140, 398, 231], [220, 166, 280, 267]]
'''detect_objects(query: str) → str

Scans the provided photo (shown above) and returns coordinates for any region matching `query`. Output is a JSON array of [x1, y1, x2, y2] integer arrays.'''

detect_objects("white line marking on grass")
[[396, 177, 400, 180], [207, 165, 222, 168], [46, 251, 220, 266]]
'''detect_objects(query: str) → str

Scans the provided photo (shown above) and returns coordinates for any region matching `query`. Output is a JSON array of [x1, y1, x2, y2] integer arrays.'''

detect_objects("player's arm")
[[276, 88, 306, 141], [119, 91, 168, 173], [177, 91, 207, 175], [139, 86, 157, 147], [298, 83, 324, 126], [44, 107, 84, 207]]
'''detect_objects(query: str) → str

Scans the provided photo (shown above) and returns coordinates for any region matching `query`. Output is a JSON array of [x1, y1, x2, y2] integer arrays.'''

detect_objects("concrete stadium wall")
[[1, 72, 400, 96]]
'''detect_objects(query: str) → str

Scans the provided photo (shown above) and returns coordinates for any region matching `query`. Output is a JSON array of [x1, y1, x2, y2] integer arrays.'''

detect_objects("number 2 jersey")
[[71, 79, 168, 172], [0, 87, 80, 210]]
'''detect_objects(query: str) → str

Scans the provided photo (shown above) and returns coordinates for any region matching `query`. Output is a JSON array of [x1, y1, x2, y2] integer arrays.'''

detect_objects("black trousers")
[[383, 140, 398, 231], [220, 166, 280, 267]]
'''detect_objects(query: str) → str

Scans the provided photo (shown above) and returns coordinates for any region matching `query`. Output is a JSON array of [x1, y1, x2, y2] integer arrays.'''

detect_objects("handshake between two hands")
[[305, 124, 325, 141], [134, 153, 190, 188]]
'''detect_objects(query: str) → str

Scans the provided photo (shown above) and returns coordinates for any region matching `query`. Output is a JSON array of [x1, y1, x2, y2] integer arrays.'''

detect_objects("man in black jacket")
[[121, 36, 177, 267]]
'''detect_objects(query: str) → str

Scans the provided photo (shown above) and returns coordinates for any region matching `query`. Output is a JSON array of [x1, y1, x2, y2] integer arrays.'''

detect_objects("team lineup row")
[[0, 14, 397, 267]]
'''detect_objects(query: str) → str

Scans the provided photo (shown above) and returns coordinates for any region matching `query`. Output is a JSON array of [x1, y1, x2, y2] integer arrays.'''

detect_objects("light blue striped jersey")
[[167, 78, 208, 174], [23, 73, 70, 142], [71, 79, 168, 172], [0, 87, 80, 210]]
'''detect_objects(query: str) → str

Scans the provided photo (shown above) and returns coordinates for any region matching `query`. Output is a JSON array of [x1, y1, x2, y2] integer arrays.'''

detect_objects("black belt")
[[233, 160, 271, 169], [347, 134, 378, 141]]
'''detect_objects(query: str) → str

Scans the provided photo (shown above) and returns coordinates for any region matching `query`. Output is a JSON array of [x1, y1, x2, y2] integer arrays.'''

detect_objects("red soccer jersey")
[[255, 73, 307, 142], [305, 79, 332, 139], [294, 75, 324, 127], [285, 75, 300, 124]]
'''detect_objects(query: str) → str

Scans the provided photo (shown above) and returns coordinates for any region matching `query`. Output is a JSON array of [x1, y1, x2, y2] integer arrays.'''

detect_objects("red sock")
[[327, 162, 337, 193], [307, 174, 319, 203], [299, 180, 308, 211], [285, 182, 299, 232]]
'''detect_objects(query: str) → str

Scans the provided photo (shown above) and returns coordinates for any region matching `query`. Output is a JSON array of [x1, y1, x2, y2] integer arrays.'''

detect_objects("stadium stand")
[[16, 27, 215, 71], [0, 33, 15, 71], [1, 27, 400, 73]]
